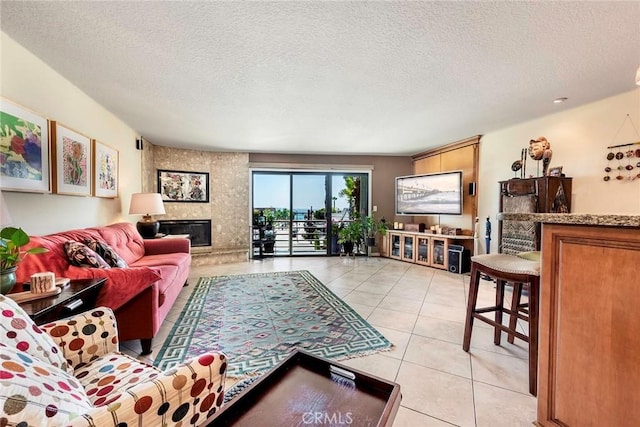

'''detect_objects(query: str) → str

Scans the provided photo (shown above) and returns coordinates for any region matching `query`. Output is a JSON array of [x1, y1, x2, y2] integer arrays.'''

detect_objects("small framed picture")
[[51, 121, 92, 196], [93, 140, 119, 198], [157, 169, 209, 202], [548, 166, 563, 177], [0, 98, 51, 193]]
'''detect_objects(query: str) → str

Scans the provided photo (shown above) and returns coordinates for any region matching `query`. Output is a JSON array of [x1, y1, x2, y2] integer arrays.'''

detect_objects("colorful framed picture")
[[0, 98, 51, 193], [93, 140, 119, 198], [51, 121, 92, 196], [157, 169, 209, 202]]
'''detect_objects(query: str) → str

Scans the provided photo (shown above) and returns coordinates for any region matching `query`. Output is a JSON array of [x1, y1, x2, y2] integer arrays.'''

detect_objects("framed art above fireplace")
[[157, 169, 209, 203]]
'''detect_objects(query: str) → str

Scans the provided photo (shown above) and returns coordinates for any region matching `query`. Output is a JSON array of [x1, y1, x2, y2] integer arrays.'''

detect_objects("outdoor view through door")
[[252, 172, 369, 256]]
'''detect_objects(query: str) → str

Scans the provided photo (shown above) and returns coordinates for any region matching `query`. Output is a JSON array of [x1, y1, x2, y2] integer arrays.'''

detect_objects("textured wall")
[[144, 144, 250, 264]]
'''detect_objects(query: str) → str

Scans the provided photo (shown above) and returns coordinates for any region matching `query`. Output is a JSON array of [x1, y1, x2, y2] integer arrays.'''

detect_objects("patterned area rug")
[[153, 270, 392, 379]]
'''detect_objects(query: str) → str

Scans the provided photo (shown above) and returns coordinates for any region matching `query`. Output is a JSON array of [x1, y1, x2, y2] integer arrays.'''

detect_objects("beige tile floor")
[[121, 256, 536, 426]]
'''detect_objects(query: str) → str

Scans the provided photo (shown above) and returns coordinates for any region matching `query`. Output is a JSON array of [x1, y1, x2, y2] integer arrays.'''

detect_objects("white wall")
[[478, 89, 640, 253], [1, 32, 142, 235]]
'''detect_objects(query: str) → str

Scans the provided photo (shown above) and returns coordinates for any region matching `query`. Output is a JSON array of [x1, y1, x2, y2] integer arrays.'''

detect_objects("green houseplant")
[[0, 226, 48, 294], [361, 214, 388, 246], [330, 222, 343, 254], [337, 220, 363, 255]]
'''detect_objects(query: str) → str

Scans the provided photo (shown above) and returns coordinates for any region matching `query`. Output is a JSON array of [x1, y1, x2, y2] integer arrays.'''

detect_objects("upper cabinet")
[[411, 136, 480, 234]]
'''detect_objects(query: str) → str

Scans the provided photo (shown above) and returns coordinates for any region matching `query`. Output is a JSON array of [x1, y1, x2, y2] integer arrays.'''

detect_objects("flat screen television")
[[395, 171, 463, 215]]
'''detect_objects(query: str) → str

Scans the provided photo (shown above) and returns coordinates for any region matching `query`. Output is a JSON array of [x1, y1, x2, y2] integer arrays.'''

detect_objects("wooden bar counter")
[[498, 213, 640, 427]]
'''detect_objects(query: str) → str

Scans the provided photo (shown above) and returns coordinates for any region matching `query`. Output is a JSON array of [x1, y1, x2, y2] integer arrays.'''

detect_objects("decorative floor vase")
[[0, 266, 18, 295]]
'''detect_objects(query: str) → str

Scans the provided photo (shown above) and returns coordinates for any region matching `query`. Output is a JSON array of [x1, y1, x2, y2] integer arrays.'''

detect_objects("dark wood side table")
[[15, 278, 107, 325], [207, 350, 401, 426]]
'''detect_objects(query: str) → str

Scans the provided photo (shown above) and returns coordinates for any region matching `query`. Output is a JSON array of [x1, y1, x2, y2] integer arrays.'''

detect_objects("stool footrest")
[[473, 306, 529, 322], [471, 313, 530, 343]]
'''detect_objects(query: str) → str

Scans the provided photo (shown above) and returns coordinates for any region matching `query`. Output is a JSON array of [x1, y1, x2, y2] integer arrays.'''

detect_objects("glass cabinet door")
[[431, 238, 446, 268], [402, 235, 415, 261], [416, 237, 430, 265], [390, 234, 401, 259]]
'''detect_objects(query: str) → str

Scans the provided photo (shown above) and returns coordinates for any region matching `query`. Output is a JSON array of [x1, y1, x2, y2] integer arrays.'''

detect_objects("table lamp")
[[129, 193, 165, 238]]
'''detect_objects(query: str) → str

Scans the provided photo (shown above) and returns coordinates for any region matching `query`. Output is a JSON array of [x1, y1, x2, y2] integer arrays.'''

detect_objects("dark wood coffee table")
[[15, 278, 107, 325], [207, 350, 401, 426]]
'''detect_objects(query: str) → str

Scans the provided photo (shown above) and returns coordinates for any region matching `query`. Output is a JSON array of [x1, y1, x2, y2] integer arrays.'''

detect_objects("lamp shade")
[[0, 191, 12, 227], [636, 65, 640, 86], [129, 193, 165, 215]]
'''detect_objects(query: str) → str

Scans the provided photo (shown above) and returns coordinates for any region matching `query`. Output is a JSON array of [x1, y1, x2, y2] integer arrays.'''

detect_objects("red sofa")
[[17, 222, 191, 354]]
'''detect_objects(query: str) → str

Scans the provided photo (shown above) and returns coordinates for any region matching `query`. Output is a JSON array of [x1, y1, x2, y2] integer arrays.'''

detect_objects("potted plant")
[[0, 227, 48, 294], [262, 227, 276, 254], [361, 214, 388, 247], [337, 220, 363, 255], [330, 222, 343, 254]]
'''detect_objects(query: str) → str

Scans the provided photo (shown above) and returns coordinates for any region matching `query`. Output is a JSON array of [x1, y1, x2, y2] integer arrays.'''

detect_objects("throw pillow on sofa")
[[64, 240, 111, 269], [84, 239, 128, 268]]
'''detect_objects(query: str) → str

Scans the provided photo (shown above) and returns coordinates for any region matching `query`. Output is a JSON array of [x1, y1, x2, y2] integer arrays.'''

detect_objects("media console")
[[381, 230, 474, 271]]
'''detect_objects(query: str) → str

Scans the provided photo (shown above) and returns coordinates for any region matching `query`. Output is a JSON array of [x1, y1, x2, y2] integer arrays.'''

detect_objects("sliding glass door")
[[252, 171, 368, 256]]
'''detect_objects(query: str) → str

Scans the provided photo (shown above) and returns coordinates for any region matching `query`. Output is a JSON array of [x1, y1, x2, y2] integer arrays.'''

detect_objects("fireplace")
[[158, 220, 212, 247]]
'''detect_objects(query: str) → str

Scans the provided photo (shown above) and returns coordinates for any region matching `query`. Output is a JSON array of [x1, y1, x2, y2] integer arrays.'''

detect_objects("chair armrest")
[[41, 306, 119, 370], [67, 352, 227, 427], [144, 237, 190, 255]]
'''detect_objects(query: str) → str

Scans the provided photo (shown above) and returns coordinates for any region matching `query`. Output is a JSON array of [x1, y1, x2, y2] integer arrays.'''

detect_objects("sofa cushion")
[[0, 294, 71, 374], [64, 240, 111, 269], [15, 223, 146, 284], [74, 352, 161, 407], [0, 343, 91, 425], [84, 238, 128, 268], [94, 222, 146, 265], [91, 266, 162, 311], [131, 252, 191, 269], [130, 253, 191, 298]]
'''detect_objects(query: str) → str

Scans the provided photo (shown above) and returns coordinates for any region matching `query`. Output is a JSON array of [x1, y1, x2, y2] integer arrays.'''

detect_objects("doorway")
[[251, 171, 369, 256]]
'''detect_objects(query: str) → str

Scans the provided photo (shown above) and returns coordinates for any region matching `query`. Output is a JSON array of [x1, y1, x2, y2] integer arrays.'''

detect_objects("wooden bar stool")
[[462, 253, 540, 396]]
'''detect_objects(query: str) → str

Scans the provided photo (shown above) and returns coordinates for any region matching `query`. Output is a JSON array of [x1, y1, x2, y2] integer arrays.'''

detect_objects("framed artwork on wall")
[[157, 169, 209, 203], [93, 140, 119, 198], [51, 121, 92, 196], [0, 98, 51, 193]]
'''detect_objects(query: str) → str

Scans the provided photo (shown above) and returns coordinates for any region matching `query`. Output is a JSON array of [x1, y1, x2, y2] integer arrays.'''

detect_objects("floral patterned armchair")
[[0, 294, 227, 426]]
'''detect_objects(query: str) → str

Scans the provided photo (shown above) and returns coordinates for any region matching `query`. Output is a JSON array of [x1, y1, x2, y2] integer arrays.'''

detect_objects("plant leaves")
[[9, 228, 29, 247], [25, 247, 48, 255]]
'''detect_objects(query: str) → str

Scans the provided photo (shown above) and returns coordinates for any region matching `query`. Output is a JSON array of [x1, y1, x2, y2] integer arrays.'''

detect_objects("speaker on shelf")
[[448, 244, 470, 274]]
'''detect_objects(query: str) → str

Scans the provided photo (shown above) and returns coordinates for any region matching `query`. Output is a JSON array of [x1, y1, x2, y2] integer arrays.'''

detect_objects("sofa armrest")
[[68, 352, 227, 427], [41, 307, 119, 370], [144, 237, 190, 255]]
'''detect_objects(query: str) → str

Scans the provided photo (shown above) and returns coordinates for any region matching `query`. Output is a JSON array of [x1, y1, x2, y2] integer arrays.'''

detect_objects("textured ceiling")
[[1, 1, 639, 155]]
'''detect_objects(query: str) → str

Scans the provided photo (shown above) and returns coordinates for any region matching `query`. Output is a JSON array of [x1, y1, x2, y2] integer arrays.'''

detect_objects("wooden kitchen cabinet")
[[536, 223, 640, 426]]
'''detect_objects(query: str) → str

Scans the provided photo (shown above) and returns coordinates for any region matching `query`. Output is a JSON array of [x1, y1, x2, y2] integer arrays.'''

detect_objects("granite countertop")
[[497, 213, 640, 227]]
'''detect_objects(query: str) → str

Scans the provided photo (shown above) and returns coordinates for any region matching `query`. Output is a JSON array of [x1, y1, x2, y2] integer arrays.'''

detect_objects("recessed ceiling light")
[[553, 97, 568, 104]]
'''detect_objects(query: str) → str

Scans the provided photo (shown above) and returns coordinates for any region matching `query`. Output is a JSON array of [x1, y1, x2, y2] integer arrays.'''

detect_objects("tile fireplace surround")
[[142, 146, 251, 266]]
